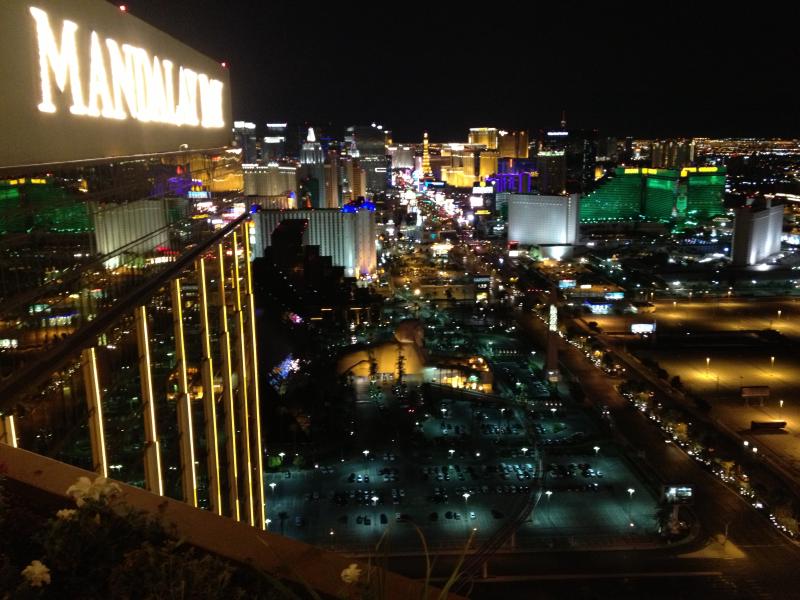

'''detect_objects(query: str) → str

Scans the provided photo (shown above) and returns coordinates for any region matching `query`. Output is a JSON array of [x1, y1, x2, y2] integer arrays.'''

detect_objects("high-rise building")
[[683, 167, 726, 219], [262, 123, 289, 160], [388, 145, 415, 170], [507, 194, 580, 247], [580, 166, 726, 223], [252, 205, 376, 277], [91, 198, 171, 267], [651, 139, 695, 169], [243, 163, 298, 198], [642, 169, 679, 220], [538, 125, 597, 193], [498, 130, 529, 158], [732, 200, 784, 266], [233, 121, 258, 163], [579, 168, 645, 223], [347, 125, 389, 192], [468, 128, 499, 149], [299, 128, 326, 208], [324, 149, 341, 208], [479, 150, 499, 179], [340, 157, 367, 203], [536, 151, 566, 195]]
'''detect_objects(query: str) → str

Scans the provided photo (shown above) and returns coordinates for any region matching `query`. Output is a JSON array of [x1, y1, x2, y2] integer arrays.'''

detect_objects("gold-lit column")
[[197, 257, 222, 515], [218, 242, 240, 521], [232, 230, 255, 527], [0, 414, 17, 447], [171, 278, 198, 507], [81, 347, 108, 477], [242, 221, 266, 529], [135, 306, 164, 496]]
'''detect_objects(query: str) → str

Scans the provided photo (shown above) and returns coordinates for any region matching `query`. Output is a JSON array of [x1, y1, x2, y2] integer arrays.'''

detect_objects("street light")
[[771, 356, 775, 372], [593, 445, 600, 455], [278, 451, 286, 461], [362, 449, 370, 459], [463, 492, 471, 503], [371, 495, 379, 506], [706, 357, 710, 376], [627, 487, 635, 524], [448, 449, 455, 458], [265, 518, 272, 528], [545, 489, 553, 524], [521, 447, 528, 456], [269, 482, 276, 493]]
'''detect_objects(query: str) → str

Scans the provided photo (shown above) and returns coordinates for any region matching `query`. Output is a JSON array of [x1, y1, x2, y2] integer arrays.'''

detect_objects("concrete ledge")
[[1, 444, 465, 600]]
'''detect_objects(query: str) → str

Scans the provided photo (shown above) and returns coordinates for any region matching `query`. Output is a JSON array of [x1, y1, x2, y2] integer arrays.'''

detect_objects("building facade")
[[252, 207, 376, 277], [507, 194, 580, 246], [731, 200, 784, 266]]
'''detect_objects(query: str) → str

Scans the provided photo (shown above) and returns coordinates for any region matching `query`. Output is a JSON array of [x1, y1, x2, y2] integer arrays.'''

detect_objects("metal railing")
[[0, 210, 266, 530]]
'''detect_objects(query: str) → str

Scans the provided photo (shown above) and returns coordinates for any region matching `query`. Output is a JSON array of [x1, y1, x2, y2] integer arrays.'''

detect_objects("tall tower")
[[422, 131, 432, 177]]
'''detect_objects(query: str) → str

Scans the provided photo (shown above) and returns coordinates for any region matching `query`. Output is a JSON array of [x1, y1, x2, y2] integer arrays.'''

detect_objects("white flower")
[[66, 475, 122, 507], [21, 560, 51, 587], [340, 563, 362, 584], [56, 508, 77, 520]]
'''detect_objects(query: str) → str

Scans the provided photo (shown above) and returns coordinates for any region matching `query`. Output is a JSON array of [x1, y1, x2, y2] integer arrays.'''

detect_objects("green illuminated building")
[[0, 178, 91, 234], [579, 166, 725, 223], [579, 168, 642, 222], [684, 169, 726, 218]]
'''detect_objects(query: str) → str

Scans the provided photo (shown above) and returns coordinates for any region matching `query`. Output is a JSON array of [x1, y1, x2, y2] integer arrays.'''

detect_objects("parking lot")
[[264, 391, 658, 552]]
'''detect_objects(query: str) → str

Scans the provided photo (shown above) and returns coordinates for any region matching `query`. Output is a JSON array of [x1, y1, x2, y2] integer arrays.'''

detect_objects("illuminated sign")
[[546, 131, 569, 136], [472, 186, 494, 194], [469, 196, 484, 208], [475, 209, 491, 215], [29, 6, 224, 127], [558, 279, 576, 289], [0, 0, 231, 169]]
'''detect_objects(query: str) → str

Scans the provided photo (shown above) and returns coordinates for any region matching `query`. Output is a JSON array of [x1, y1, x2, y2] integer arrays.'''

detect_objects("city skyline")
[[127, 0, 798, 140]]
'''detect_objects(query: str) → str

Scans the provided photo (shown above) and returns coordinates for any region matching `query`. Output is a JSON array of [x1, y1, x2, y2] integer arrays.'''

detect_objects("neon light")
[[29, 7, 224, 128]]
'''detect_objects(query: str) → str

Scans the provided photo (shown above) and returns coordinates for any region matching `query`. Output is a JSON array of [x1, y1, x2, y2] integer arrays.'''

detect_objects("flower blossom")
[[56, 508, 77, 520], [21, 560, 51, 587], [340, 563, 362, 584], [66, 475, 122, 507]]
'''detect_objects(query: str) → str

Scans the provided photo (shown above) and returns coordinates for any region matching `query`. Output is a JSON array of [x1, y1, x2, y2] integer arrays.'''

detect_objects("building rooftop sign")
[[0, 0, 231, 170]]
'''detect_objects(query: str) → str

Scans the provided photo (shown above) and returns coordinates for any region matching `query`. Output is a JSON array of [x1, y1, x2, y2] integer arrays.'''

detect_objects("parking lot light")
[[265, 518, 272, 528], [521, 447, 528, 456], [475, 451, 481, 458], [627, 488, 635, 498], [371, 495, 379, 506], [269, 482, 276, 493], [593, 445, 600, 455], [278, 452, 286, 460], [463, 492, 471, 503], [363, 449, 370, 459]]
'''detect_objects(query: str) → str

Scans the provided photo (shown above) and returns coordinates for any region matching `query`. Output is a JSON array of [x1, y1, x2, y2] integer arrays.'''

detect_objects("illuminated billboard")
[[631, 323, 656, 334], [0, 0, 232, 169]]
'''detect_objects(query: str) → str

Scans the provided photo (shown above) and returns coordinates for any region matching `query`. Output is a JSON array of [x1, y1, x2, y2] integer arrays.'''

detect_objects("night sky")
[[127, 1, 798, 142]]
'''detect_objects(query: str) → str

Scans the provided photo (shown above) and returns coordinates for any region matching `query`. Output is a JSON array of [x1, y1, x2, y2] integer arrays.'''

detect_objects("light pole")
[[705, 357, 710, 377], [265, 518, 272, 529], [521, 447, 528, 457], [371, 495, 379, 507], [593, 445, 600, 456], [448, 448, 455, 459], [627, 487, 635, 525], [278, 451, 286, 463], [269, 482, 276, 494], [545, 490, 553, 525], [363, 449, 370, 474], [771, 356, 775, 374], [780, 399, 784, 419]]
